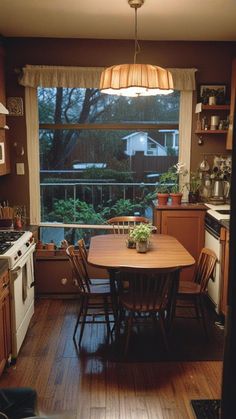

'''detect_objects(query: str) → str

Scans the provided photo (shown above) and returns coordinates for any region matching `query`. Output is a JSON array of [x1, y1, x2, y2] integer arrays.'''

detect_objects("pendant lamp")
[[100, 0, 174, 97]]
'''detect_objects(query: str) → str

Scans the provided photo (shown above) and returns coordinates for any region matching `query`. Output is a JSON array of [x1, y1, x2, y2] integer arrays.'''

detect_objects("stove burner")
[[0, 230, 25, 255], [0, 230, 24, 242], [0, 242, 12, 254]]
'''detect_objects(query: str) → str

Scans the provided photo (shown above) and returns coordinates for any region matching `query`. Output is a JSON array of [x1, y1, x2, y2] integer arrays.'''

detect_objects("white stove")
[[0, 229, 36, 358], [205, 203, 230, 221], [0, 230, 34, 269], [204, 203, 230, 313]]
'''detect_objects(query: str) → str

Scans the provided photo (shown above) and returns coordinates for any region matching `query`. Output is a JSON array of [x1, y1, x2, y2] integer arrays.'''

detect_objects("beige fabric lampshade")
[[100, 63, 174, 97]]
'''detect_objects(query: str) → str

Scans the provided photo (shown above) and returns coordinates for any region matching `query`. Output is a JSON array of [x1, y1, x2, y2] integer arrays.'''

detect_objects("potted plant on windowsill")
[[185, 171, 202, 203], [129, 223, 153, 253], [156, 172, 173, 206], [157, 163, 188, 205]]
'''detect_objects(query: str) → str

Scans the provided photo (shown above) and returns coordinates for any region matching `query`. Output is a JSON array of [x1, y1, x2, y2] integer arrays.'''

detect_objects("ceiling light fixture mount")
[[100, 0, 173, 97]]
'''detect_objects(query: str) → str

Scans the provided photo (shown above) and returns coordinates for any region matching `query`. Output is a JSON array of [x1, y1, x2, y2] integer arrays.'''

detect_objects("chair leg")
[[78, 297, 89, 347], [158, 313, 170, 353], [104, 296, 111, 344], [198, 295, 209, 338], [124, 313, 133, 356], [194, 296, 202, 323], [73, 297, 84, 340]]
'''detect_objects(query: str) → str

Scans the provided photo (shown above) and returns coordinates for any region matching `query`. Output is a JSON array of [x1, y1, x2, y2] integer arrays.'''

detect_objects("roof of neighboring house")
[[122, 132, 167, 152]]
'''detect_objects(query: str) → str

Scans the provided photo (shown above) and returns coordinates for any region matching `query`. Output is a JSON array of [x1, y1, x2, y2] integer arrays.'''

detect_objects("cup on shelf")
[[210, 115, 220, 130], [209, 96, 216, 105]]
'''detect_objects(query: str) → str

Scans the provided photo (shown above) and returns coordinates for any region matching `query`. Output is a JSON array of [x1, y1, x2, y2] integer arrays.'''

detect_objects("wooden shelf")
[[195, 130, 228, 135], [200, 104, 230, 110]]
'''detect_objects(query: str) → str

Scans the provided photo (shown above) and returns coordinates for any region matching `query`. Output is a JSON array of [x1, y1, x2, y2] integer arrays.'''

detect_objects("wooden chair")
[[175, 247, 218, 336], [77, 238, 110, 286], [66, 245, 113, 347], [107, 216, 150, 234], [116, 267, 179, 355]]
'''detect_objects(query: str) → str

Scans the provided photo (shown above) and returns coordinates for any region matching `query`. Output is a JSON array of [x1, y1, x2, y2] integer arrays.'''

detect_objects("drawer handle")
[[61, 278, 68, 285]]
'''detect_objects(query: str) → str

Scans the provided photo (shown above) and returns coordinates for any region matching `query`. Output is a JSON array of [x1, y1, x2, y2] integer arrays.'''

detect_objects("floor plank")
[[0, 299, 223, 419]]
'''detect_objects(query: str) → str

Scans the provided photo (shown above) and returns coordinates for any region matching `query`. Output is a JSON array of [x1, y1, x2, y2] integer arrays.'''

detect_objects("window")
[[38, 87, 180, 242], [21, 66, 196, 244]]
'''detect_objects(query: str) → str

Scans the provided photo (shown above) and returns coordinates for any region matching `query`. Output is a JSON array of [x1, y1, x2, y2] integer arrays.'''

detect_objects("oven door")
[[205, 228, 221, 312], [10, 244, 36, 357]]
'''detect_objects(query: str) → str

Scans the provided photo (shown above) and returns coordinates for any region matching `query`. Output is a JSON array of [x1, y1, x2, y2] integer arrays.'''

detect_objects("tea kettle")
[[212, 180, 225, 198]]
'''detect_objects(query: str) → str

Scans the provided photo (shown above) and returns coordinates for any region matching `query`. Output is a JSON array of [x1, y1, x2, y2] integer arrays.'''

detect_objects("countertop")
[[153, 201, 207, 210], [220, 219, 230, 230]]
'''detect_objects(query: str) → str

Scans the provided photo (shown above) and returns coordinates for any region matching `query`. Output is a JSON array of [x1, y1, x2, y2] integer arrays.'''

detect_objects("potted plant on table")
[[129, 223, 153, 253]]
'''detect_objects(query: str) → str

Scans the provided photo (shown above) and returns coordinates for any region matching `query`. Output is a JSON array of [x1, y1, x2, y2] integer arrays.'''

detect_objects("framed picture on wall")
[[199, 84, 226, 105]]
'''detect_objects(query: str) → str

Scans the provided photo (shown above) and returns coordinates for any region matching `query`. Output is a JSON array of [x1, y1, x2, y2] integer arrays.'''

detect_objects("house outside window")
[[160, 129, 179, 151]]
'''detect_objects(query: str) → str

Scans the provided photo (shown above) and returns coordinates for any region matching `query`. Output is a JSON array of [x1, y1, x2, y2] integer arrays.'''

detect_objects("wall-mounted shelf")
[[195, 102, 229, 137], [200, 104, 230, 111], [195, 130, 228, 135]]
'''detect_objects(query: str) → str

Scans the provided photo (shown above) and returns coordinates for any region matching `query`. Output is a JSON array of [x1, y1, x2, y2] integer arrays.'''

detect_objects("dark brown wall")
[[1, 38, 236, 215]]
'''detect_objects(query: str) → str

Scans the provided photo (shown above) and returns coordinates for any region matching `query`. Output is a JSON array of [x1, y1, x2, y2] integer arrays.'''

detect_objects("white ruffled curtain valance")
[[19, 65, 197, 91]]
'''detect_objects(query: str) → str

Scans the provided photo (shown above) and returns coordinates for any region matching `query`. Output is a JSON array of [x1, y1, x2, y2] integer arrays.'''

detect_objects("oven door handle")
[[205, 225, 220, 240]]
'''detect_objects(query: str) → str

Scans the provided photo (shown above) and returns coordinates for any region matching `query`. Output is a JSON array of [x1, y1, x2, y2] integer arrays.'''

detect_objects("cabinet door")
[[226, 58, 236, 150], [161, 210, 205, 282], [34, 258, 78, 294]]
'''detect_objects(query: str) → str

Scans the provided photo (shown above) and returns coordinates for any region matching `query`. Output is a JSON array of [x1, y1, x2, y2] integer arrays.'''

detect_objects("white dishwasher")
[[204, 204, 230, 313]]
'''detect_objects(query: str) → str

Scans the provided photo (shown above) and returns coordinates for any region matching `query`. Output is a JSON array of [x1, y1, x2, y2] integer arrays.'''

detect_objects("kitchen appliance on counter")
[[199, 154, 231, 204], [212, 180, 225, 199], [204, 204, 230, 312], [0, 230, 35, 358]]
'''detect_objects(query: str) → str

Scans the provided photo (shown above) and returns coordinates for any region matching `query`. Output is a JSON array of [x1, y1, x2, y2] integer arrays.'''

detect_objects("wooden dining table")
[[88, 233, 195, 271], [88, 233, 195, 335]]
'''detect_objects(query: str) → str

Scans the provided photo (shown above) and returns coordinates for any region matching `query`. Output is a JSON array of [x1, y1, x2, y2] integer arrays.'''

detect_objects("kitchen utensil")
[[199, 158, 210, 172], [201, 178, 212, 200], [224, 181, 230, 199]]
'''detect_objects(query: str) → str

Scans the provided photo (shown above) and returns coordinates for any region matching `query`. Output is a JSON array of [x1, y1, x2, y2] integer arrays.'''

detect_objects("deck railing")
[[40, 180, 158, 222]]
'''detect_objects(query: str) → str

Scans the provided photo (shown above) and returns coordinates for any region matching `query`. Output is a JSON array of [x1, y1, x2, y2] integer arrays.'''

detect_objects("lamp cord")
[[134, 7, 141, 64]]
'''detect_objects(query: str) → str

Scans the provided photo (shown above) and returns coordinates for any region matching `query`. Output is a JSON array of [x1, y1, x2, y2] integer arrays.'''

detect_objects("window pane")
[[38, 87, 179, 124]]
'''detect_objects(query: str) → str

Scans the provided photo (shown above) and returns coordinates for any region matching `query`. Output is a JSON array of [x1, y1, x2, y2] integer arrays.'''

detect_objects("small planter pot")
[[157, 193, 169, 206], [126, 238, 136, 249], [170, 193, 183, 205], [136, 241, 148, 253], [188, 191, 199, 203]]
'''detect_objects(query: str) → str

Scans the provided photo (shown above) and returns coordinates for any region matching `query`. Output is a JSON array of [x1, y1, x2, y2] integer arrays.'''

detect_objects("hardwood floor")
[[0, 299, 223, 419]]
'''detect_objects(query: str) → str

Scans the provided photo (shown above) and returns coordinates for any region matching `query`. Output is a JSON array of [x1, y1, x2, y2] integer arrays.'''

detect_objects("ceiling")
[[0, 0, 236, 41]]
